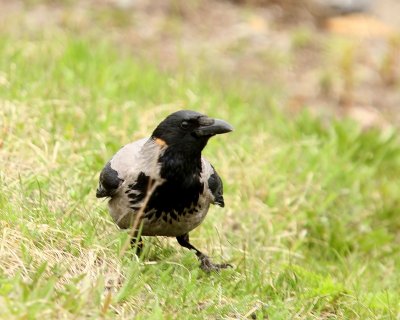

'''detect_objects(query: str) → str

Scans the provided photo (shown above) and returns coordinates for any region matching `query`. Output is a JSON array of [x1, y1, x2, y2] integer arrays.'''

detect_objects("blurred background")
[[2, 0, 399, 127]]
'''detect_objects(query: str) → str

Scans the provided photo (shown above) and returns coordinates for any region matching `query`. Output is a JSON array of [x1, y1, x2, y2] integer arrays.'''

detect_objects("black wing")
[[207, 166, 225, 207], [96, 162, 122, 198]]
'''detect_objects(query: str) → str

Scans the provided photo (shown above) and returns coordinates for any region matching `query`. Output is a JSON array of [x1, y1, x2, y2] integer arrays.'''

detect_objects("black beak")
[[194, 118, 234, 137]]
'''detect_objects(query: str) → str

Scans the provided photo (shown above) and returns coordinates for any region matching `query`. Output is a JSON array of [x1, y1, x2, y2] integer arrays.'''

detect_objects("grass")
[[1, 22, 400, 320]]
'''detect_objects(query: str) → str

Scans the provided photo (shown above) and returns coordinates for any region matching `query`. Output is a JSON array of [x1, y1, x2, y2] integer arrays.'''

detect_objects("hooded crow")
[[97, 110, 233, 271]]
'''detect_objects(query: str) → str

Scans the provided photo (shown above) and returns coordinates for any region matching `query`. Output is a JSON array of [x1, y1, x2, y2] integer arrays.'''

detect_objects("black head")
[[151, 110, 233, 156]]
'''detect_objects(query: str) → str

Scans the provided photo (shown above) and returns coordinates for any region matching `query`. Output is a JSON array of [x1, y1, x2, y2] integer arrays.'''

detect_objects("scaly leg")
[[130, 236, 143, 256], [176, 233, 232, 272]]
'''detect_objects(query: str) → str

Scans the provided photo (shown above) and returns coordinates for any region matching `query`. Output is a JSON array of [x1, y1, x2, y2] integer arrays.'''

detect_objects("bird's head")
[[151, 110, 233, 156]]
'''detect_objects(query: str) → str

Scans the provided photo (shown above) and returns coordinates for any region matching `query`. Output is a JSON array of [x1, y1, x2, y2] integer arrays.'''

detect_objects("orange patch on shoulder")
[[155, 138, 167, 147]]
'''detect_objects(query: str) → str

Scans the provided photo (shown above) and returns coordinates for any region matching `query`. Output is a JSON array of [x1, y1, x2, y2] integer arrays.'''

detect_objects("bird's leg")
[[176, 233, 232, 272], [130, 235, 143, 256]]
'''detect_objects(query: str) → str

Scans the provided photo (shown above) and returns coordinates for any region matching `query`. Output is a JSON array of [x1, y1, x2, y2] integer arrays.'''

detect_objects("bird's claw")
[[199, 254, 233, 272]]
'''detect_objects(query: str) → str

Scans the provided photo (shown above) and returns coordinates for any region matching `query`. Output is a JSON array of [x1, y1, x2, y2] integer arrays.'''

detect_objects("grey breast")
[[107, 141, 216, 236], [107, 138, 164, 229]]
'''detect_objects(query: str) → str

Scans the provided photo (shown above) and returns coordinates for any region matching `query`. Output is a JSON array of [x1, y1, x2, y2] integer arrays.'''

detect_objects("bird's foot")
[[199, 254, 232, 272], [130, 237, 143, 256]]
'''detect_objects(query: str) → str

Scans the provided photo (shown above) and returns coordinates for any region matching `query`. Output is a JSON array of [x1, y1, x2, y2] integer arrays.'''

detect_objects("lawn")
[[1, 16, 400, 319]]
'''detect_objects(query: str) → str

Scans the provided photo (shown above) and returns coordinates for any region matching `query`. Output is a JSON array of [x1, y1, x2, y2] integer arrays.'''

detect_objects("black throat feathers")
[[127, 146, 204, 220]]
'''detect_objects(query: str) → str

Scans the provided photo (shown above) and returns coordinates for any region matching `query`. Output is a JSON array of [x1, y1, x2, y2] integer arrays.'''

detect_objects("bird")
[[96, 110, 233, 272]]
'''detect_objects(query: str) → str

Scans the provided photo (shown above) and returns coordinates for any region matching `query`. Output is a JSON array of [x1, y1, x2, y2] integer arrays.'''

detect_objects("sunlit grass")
[[1, 26, 400, 319]]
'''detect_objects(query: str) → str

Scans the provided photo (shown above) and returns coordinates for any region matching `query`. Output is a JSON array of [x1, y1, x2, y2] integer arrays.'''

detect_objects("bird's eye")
[[180, 121, 190, 130]]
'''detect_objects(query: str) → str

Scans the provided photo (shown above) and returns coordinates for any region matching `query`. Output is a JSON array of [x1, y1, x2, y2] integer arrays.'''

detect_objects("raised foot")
[[199, 254, 233, 272]]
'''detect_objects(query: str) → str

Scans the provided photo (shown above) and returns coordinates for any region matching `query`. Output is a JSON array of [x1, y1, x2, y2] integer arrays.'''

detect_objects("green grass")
[[1, 27, 400, 319]]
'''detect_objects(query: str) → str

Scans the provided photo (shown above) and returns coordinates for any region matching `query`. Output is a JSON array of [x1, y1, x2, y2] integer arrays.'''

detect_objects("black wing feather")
[[96, 162, 122, 198], [207, 166, 225, 207]]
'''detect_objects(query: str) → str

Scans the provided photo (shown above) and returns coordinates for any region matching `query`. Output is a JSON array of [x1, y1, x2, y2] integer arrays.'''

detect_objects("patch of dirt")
[[2, 0, 400, 129]]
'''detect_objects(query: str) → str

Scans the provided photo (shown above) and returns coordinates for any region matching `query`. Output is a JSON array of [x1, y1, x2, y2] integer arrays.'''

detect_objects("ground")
[[0, 0, 400, 319]]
